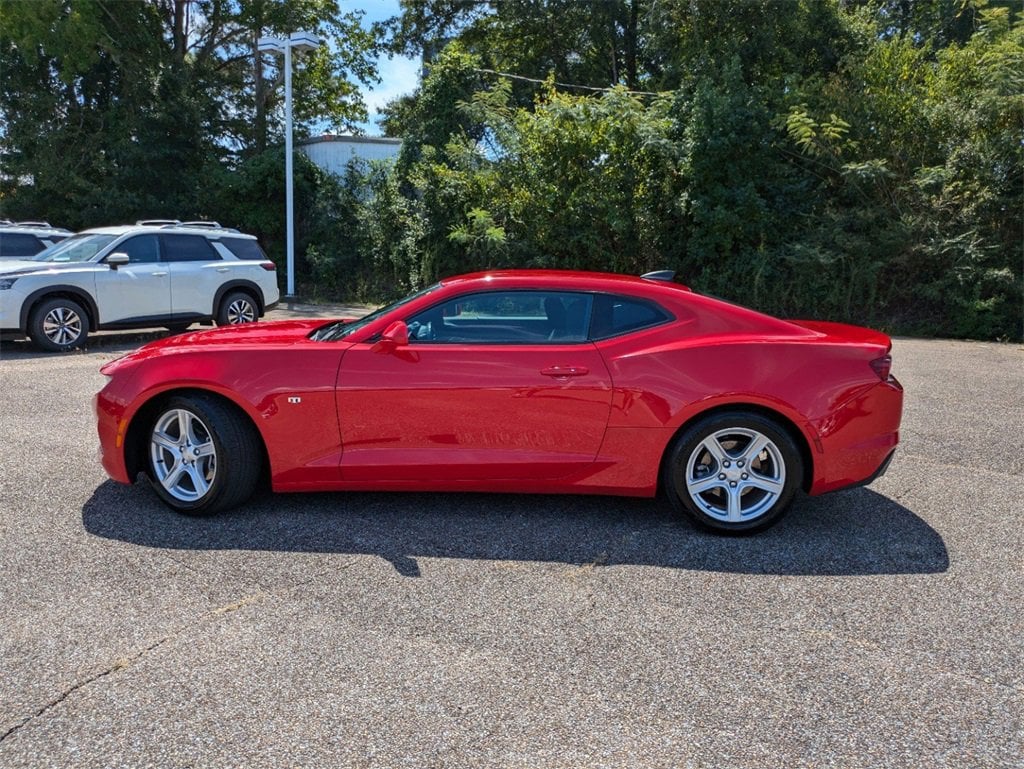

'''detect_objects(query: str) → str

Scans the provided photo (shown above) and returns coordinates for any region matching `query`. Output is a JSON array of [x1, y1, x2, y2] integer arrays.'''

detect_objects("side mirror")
[[106, 252, 130, 270], [380, 320, 409, 347]]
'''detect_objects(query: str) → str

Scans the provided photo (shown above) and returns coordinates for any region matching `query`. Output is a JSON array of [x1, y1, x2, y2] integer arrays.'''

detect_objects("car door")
[[92, 234, 171, 324], [335, 290, 613, 482], [161, 233, 226, 318]]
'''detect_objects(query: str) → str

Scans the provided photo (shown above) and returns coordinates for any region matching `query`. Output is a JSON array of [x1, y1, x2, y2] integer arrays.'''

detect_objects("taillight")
[[870, 355, 892, 381], [260, 261, 276, 271]]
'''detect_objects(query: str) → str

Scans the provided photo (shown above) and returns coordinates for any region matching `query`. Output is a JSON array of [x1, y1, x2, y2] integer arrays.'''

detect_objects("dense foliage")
[[1, 0, 1020, 338], [0, 0, 377, 226]]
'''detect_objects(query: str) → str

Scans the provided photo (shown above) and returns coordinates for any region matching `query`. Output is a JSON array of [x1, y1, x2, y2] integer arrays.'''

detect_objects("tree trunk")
[[625, 0, 639, 90], [172, 0, 186, 66]]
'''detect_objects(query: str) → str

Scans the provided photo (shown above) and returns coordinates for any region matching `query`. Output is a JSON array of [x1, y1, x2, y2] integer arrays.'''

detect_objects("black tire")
[[164, 323, 192, 333], [146, 393, 263, 515], [216, 291, 258, 326], [28, 296, 90, 352], [662, 411, 802, 534]]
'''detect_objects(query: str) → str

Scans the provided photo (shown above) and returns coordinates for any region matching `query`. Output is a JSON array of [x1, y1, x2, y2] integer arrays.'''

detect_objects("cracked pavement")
[[0, 323, 1021, 768]]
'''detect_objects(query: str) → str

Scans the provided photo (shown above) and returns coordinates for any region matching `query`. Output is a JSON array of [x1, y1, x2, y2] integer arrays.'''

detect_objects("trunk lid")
[[786, 320, 892, 352]]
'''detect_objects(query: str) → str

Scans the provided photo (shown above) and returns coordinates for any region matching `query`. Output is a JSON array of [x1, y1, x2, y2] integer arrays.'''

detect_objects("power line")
[[472, 67, 664, 97]]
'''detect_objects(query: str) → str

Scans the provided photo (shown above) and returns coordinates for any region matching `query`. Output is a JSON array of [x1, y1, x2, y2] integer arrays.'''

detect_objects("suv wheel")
[[29, 297, 90, 352], [216, 291, 258, 326]]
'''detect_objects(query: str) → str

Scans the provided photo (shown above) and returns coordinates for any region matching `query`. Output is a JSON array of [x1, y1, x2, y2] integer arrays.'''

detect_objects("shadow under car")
[[82, 482, 949, 578]]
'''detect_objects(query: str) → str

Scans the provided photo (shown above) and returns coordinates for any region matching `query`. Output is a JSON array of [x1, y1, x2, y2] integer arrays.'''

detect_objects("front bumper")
[[95, 380, 134, 484]]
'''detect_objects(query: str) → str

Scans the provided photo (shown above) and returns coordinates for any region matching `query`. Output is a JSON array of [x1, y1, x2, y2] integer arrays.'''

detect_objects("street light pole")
[[283, 40, 295, 298], [257, 31, 322, 300]]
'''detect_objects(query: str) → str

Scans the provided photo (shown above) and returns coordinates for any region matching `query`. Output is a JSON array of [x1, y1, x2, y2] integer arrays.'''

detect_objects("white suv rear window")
[[221, 238, 267, 261]]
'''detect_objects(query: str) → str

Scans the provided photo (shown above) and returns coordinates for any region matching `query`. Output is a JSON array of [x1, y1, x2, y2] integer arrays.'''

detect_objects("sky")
[[340, 0, 421, 135]]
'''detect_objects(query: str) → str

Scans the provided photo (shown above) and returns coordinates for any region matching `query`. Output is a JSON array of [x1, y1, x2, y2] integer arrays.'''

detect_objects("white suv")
[[0, 220, 280, 351], [0, 221, 74, 258]]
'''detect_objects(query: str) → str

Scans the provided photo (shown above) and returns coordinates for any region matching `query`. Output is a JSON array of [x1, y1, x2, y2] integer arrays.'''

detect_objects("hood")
[[147, 319, 331, 350], [100, 319, 337, 375], [0, 260, 101, 276], [0, 259, 47, 274]]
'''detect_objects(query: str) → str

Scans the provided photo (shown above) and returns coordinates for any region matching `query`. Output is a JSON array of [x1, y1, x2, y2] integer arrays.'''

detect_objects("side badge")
[[288, 396, 302, 404]]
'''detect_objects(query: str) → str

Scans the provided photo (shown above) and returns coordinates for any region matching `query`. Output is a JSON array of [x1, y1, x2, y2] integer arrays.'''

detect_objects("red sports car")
[[95, 270, 903, 533]]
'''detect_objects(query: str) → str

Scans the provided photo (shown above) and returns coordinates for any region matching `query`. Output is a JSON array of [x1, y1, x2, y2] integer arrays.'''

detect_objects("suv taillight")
[[870, 355, 892, 381], [260, 261, 276, 271]]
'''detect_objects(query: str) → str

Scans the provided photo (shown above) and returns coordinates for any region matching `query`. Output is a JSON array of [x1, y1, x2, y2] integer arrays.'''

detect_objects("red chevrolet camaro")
[[95, 270, 903, 533]]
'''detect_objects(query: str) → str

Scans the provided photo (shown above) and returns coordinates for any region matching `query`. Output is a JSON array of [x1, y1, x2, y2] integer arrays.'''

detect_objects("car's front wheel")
[[663, 411, 802, 534], [216, 291, 258, 326], [28, 297, 90, 352], [147, 394, 262, 515]]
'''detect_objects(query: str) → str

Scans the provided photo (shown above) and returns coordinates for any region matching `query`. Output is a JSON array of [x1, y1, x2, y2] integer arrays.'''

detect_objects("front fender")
[[107, 347, 345, 487]]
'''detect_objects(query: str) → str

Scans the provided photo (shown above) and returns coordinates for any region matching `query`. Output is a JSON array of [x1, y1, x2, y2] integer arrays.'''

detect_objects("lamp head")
[[288, 31, 321, 53], [257, 36, 285, 52]]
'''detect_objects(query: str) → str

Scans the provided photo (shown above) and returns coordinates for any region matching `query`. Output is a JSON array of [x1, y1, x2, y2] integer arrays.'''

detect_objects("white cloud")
[[364, 54, 421, 120]]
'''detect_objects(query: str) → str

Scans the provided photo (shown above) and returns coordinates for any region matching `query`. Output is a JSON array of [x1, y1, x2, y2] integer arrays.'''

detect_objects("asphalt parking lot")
[[0, 313, 1021, 768]]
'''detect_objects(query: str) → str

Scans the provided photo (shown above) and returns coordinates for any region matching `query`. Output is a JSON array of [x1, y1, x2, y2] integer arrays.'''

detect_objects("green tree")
[[0, 0, 378, 226]]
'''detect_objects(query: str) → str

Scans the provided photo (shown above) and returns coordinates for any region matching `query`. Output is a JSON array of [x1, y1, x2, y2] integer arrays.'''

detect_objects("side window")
[[406, 291, 593, 344], [161, 234, 219, 262], [589, 294, 672, 340], [220, 237, 267, 261], [114, 234, 161, 264], [0, 233, 44, 257]]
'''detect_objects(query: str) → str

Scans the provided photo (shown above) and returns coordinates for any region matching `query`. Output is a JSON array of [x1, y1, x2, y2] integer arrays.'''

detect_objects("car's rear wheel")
[[29, 297, 90, 352], [216, 291, 258, 326], [147, 394, 262, 515], [663, 411, 802, 534]]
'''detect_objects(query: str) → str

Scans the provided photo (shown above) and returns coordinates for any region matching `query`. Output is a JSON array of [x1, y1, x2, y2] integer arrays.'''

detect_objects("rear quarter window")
[[220, 238, 267, 261], [589, 294, 673, 340], [161, 234, 220, 262]]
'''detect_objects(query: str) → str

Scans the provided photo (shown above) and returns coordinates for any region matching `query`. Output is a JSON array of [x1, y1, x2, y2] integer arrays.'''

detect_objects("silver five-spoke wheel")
[[145, 394, 263, 515], [685, 428, 786, 523], [663, 411, 802, 533], [150, 408, 218, 503]]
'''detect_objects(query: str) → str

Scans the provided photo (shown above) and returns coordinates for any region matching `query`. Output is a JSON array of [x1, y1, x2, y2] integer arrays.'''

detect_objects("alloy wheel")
[[226, 298, 256, 324], [42, 306, 83, 346], [149, 408, 218, 502], [684, 427, 786, 523]]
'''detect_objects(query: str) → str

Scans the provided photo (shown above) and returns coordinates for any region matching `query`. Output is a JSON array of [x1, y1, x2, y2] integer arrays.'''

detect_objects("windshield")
[[33, 233, 117, 263], [310, 284, 441, 342]]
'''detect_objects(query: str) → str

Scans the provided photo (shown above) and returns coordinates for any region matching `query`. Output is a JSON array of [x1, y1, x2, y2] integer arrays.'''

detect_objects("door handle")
[[540, 365, 589, 378], [150, 271, 168, 277], [216, 267, 230, 273]]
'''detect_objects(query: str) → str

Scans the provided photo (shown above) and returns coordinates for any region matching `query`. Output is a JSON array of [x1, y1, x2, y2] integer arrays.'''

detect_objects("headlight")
[[0, 277, 19, 290]]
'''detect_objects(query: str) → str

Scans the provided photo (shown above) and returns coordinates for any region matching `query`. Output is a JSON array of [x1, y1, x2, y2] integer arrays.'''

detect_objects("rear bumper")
[[809, 377, 903, 495]]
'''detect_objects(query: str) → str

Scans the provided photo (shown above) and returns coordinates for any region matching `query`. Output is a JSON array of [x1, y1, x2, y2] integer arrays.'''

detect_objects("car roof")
[[0, 223, 74, 236], [440, 269, 693, 294], [81, 223, 257, 239]]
